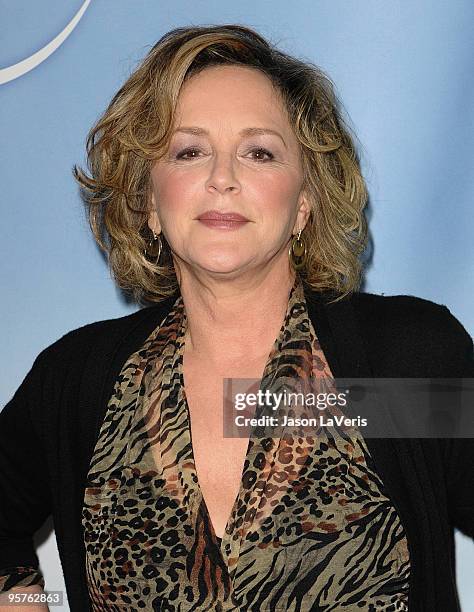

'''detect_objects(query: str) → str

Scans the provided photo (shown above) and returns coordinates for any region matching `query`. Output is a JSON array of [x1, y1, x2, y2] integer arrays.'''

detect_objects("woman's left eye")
[[248, 147, 274, 162]]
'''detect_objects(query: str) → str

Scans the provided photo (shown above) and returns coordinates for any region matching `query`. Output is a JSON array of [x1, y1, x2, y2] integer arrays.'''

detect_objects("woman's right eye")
[[175, 148, 202, 160]]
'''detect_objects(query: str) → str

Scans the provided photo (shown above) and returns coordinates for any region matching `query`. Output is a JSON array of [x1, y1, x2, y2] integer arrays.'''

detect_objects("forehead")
[[175, 65, 289, 125]]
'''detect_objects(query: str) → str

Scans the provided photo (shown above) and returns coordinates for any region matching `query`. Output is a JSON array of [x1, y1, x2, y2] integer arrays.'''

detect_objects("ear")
[[293, 190, 311, 234], [147, 191, 162, 234]]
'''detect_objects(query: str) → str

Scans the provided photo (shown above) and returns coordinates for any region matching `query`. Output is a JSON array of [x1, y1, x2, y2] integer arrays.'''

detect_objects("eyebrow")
[[173, 126, 287, 148]]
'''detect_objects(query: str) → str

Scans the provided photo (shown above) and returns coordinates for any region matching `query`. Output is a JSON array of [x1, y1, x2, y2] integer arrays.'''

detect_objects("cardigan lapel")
[[303, 286, 438, 611], [70, 295, 179, 611], [303, 285, 402, 487], [304, 285, 403, 434], [303, 287, 373, 378]]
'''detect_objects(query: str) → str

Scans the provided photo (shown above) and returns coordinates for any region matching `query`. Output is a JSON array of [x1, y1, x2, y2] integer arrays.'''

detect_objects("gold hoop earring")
[[288, 228, 307, 270], [144, 230, 163, 265]]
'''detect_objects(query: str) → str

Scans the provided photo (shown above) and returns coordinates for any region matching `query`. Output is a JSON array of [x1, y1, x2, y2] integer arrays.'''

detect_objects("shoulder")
[[348, 291, 473, 377], [32, 298, 174, 373], [350, 290, 458, 327], [350, 290, 469, 337]]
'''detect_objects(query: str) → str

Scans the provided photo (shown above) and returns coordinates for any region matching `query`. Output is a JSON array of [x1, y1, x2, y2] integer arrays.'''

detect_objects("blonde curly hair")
[[73, 24, 368, 304]]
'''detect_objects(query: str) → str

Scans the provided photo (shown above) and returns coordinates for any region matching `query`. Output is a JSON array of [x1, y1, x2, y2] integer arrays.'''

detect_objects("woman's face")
[[148, 64, 310, 281]]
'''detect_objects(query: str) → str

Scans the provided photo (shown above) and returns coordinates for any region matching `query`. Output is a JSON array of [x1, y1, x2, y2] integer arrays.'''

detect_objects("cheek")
[[152, 174, 195, 218], [253, 175, 301, 219]]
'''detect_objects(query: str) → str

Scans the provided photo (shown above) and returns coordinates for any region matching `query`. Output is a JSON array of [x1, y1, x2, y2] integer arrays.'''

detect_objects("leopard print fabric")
[[82, 277, 410, 611], [0, 567, 45, 593]]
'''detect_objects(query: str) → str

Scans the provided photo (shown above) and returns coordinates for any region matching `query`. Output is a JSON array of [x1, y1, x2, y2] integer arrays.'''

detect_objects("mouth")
[[196, 210, 250, 222], [196, 210, 250, 230]]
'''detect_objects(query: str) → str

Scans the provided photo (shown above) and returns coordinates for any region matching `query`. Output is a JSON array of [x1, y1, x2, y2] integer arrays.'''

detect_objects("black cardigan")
[[0, 287, 473, 611]]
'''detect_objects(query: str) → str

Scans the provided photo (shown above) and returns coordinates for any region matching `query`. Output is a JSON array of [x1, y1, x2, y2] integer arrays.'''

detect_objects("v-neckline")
[[181, 384, 256, 545], [174, 280, 305, 553], [177, 321, 282, 552]]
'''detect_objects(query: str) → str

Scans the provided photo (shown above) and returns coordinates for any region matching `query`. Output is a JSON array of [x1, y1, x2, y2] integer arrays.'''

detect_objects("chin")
[[189, 251, 249, 273], [198, 260, 247, 275], [192, 248, 248, 272]]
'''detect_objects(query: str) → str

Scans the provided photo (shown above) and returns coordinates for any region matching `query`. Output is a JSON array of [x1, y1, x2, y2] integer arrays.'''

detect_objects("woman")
[[0, 24, 472, 612]]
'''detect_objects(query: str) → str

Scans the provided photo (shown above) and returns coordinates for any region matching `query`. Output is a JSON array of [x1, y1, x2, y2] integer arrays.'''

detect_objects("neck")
[[177, 263, 297, 366]]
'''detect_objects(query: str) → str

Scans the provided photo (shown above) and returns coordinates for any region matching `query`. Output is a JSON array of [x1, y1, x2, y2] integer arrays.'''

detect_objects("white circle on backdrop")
[[0, 0, 91, 85]]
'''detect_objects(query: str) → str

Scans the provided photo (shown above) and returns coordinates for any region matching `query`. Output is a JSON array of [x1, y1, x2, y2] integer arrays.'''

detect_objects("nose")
[[205, 151, 241, 195]]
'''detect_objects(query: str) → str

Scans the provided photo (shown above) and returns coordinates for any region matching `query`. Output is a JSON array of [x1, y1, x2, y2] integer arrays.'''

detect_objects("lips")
[[197, 210, 249, 222]]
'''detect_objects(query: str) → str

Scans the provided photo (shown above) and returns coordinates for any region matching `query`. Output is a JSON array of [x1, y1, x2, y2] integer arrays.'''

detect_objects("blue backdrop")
[[1, 1, 473, 609]]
